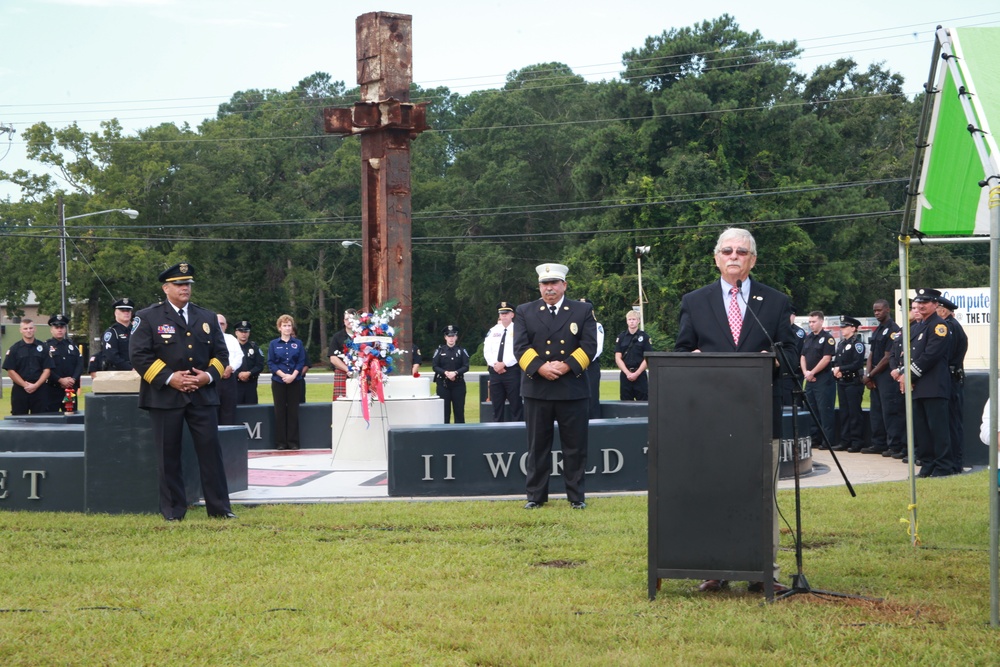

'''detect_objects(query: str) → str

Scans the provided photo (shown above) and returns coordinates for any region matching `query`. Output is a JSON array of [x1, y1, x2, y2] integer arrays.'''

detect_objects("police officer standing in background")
[[103, 298, 135, 370], [831, 316, 866, 453], [483, 302, 523, 422], [3, 319, 54, 415], [863, 299, 904, 457], [800, 311, 836, 449], [614, 310, 652, 401], [937, 296, 968, 473], [233, 320, 264, 405], [432, 324, 470, 423], [45, 314, 83, 413]]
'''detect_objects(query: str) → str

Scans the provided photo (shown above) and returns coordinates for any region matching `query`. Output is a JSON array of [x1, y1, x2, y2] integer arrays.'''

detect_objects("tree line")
[[0, 15, 989, 367]]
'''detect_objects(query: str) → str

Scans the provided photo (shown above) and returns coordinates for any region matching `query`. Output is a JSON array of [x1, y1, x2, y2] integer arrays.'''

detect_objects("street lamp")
[[341, 240, 361, 248], [635, 245, 650, 330], [58, 195, 139, 316]]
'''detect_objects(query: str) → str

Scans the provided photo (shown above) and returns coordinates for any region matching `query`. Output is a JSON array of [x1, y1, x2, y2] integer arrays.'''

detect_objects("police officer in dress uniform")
[[908, 288, 954, 477], [44, 313, 83, 413], [3, 319, 54, 415], [129, 262, 235, 521], [863, 299, 904, 457], [483, 302, 523, 422], [102, 297, 135, 370], [937, 296, 968, 473], [233, 320, 264, 405], [514, 263, 597, 510], [831, 316, 866, 452], [432, 325, 470, 423]]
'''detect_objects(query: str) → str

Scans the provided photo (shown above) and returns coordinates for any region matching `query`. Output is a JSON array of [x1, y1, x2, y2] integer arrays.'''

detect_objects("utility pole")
[[324, 11, 429, 373]]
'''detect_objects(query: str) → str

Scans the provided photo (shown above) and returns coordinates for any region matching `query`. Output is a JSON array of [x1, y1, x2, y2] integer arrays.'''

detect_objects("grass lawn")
[[1, 472, 998, 665]]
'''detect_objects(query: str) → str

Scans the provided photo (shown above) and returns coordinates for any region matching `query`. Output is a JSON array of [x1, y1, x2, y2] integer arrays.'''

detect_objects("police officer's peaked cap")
[[840, 316, 861, 328], [48, 313, 69, 327], [936, 297, 958, 311], [113, 298, 134, 310], [443, 324, 459, 335], [158, 262, 195, 284], [913, 288, 941, 303], [497, 302, 514, 313], [536, 263, 568, 282], [235, 320, 252, 331]]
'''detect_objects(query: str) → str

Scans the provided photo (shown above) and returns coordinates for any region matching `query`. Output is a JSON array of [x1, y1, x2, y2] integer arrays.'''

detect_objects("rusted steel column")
[[323, 12, 428, 373]]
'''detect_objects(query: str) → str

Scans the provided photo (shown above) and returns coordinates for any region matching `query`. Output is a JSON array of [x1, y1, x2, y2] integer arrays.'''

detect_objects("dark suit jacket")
[[130, 301, 228, 409], [675, 278, 796, 353], [514, 298, 597, 401]]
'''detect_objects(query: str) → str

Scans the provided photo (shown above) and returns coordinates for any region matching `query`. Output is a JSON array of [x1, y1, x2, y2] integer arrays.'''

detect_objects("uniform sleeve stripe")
[[572, 348, 591, 369], [143, 359, 167, 384], [519, 349, 538, 372], [210, 358, 226, 376]]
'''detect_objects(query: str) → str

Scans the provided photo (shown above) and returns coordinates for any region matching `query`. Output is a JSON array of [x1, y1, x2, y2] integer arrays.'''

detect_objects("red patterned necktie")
[[728, 286, 742, 346]]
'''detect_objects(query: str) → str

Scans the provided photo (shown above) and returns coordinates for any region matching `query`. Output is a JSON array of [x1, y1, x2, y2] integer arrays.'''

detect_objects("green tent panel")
[[915, 27, 1000, 237]]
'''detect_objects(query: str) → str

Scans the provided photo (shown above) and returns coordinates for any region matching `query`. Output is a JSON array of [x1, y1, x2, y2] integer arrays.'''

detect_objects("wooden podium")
[[646, 352, 778, 600]]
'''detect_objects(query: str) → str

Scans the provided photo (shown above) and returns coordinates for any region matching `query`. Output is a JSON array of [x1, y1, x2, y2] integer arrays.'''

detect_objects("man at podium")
[[674, 227, 796, 594]]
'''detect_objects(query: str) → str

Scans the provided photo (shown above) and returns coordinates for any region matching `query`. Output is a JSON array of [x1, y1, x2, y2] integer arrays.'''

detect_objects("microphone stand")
[[737, 282, 876, 603]]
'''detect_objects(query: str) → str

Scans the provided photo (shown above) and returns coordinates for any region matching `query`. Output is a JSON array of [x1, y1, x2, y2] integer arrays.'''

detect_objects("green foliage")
[[2, 15, 989, 359]]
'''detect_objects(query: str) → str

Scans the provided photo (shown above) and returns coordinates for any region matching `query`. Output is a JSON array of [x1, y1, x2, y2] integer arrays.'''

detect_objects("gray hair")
[[713, 228, 757, 256]]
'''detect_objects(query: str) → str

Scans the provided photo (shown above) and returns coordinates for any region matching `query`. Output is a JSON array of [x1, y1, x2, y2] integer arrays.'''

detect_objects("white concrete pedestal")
[[331, 376, 441, 462]]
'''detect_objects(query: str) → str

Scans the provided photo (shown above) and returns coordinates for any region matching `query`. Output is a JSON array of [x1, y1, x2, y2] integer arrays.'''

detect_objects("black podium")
[[646, 352, 777, 600]]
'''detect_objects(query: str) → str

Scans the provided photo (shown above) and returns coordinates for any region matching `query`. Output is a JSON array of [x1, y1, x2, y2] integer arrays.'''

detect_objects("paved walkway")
[[230, 447, 920, 506]]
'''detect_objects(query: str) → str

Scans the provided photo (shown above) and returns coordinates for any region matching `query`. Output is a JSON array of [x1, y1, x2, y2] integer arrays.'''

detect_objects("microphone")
[[735, 279, 776, 349]]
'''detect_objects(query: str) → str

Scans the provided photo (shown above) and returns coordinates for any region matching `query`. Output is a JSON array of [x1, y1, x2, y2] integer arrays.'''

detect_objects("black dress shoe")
[[881, 449, 895, 457], [524, 501, 543, 510], [164, 516, 183, 522], [930, 469, 953, 478], [748, 580, 790, 594], [831, 444, 849, 452], [917, 467, 933, 478], [211, 511, 238, 519], [570, 501, 586, 510], [847, 447, 863, 453], [698, 579, 728, 592], [860, 446, 885, 454], [891, 451, 906, 459]]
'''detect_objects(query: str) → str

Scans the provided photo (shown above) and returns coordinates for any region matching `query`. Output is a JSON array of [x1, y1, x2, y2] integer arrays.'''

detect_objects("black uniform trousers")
[[949, 378, 965, 471], [271, 381, 301, 449], [870, 372, 905, 453], [836, 380, 865, 450], [619, 371, 648, 401], [150, 403, 231, 519], [437, 379, 466, 423], [586, 363, 601, 419], [11, 386, 49, 415], [488, 368, 523, 422], [524, 396, 589, 504], [236, 379, 259, 405], [217, 374, 238, 425], [913, 397, 952, 476]]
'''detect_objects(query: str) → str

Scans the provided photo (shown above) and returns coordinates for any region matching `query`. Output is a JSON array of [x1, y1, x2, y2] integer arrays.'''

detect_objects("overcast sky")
[[1, 0, 997, 201]]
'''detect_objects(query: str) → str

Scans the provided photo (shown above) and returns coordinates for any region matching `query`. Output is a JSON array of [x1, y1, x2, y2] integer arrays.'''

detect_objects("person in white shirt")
[[216, 314, 244, 426], [483, 301, 523, 421]]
